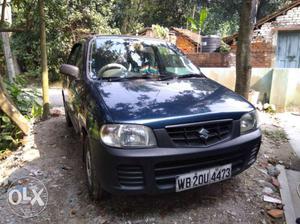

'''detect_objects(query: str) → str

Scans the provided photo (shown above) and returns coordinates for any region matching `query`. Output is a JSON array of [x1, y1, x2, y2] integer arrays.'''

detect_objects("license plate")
[[175, 164, 232, 192]]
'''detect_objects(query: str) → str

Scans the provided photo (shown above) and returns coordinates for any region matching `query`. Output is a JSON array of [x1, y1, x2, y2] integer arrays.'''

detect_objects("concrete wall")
[[202, 68, 273, 102], [269, 69, 289, 111], [286, 71, 300, 110], [202, 68, 300, 112], [271, 69, 300, 111]]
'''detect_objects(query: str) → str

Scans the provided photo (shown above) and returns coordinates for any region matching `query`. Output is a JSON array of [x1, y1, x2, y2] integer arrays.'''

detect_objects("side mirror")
[[60, 64, 79, 79]]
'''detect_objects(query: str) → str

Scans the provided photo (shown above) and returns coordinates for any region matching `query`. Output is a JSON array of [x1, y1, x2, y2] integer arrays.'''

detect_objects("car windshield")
[[89, 38, 201, 80]]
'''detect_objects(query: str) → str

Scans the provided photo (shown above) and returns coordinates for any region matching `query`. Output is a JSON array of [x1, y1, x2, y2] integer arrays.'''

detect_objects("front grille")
[[154, 150, 246, 188], [117, 165, 144, 189], [247, 144, 260, 166], [166, 120, 233, 147]]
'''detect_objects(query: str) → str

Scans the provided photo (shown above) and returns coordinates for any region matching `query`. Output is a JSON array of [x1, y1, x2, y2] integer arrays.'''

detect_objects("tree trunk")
[[235, 0, 258, 99], [1, 0, 15, 82], [0, 78, 30, 135], [1, 0, 6, 22], [1, 32, 15, 82], [38, 0, 50, 119], [13, 54, 21, 75]]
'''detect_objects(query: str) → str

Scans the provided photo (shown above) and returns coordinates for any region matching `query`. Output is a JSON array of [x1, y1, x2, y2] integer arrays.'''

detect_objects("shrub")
[[0, 76, 42, 153]]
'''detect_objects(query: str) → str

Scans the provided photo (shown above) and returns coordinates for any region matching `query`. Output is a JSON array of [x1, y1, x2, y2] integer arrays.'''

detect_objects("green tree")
[[203, 0, 241, 36], [12, 0, 119, 82], [142, 0, 194, 29], [203, 0, 290, 36], [187, 7, 208, 33], [113, 0, 144, 34]]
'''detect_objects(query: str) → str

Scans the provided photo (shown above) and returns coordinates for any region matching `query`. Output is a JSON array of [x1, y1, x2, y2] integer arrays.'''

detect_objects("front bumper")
[[89, 129, 261, 195]]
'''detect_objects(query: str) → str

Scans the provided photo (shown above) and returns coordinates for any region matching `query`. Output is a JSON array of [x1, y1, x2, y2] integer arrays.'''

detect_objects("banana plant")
[[187, 6, 208, 33], [187, 6, 208, 52]]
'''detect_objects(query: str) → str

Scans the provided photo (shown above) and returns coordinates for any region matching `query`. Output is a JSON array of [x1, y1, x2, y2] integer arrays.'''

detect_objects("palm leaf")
[[199, 7, 208, 31], [187, 17, 198, 31]]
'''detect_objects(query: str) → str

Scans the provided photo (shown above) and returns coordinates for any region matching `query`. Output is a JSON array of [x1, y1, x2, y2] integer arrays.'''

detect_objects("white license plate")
[[175, 164, 232, 192]]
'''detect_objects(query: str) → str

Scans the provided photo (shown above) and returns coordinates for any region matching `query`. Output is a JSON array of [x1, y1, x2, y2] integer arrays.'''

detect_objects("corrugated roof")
[[170, 27, 201, 45]]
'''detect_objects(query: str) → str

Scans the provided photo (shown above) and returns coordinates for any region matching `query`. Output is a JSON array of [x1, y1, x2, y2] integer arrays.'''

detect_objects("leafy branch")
[[187, 6, 208, 33]]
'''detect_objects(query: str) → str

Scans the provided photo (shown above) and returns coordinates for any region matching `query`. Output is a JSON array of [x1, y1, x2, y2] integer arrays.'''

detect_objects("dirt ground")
[[0, 110, 299, 224]]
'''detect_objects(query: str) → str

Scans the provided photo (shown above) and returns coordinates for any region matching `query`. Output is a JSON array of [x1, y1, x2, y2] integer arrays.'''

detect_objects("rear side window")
[[68, 44, 82, 66], [67, 43, 83, 75], [75, 46, 83, 72]]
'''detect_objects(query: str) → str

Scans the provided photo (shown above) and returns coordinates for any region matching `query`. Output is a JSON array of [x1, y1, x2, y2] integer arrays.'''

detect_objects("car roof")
[[88, 35, 169, 44]]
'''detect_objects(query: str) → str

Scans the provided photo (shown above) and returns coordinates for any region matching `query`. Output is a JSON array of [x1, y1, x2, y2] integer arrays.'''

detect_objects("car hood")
[[94, 78, 254, 128]]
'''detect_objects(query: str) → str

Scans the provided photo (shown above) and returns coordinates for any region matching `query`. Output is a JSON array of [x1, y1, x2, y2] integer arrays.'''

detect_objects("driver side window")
[[67, 43, 83, 75]]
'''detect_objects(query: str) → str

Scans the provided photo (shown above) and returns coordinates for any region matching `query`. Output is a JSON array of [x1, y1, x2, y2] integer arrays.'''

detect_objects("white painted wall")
[[201, 68, 300, 112]]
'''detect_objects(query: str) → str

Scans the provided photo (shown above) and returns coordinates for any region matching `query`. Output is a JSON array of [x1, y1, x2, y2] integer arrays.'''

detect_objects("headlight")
[[240, 110, 258, 134], [100, 124, 157, 148]]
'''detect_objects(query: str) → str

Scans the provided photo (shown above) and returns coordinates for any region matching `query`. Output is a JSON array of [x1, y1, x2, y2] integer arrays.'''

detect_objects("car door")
[[62, 43, 83, 133], [72, 43, 88, 133]]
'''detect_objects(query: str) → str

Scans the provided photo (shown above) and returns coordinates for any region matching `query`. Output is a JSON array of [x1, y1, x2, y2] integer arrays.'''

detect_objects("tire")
[[83, 135, 108, 201]]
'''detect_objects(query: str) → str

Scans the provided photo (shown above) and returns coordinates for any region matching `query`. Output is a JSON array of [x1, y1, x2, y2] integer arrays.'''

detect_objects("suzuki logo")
[[198, 128, 209, 140]]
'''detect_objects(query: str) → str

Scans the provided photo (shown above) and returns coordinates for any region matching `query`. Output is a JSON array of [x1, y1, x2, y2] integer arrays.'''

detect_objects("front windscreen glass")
[[89, 38, 200, 80]]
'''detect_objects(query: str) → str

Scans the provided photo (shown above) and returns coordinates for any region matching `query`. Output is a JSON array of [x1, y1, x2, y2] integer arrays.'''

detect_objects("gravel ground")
[[0, 110, 299, 224]]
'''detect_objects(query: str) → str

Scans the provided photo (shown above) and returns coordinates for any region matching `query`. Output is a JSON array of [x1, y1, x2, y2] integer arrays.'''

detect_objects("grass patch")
[[263, 129, 288, 142]]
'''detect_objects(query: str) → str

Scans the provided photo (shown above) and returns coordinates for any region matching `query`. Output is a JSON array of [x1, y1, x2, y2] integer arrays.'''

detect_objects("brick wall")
[[231, 40, 274, 67], [176, 35, 197, 53], [189, 41, 273, 68], [250, 41, 274, 67], [187, 53, 235, 67]]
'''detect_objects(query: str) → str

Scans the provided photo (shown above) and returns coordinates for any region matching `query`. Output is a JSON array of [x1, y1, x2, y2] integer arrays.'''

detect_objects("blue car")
[[60, 35, 261, 200]]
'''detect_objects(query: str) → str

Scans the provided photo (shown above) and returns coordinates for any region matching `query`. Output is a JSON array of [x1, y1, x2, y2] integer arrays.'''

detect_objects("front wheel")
[[84, 135, 107, 201]]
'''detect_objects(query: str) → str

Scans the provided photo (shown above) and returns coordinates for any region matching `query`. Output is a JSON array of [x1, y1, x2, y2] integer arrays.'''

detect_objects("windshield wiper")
[[158, 72, 177, 81], [102, 75, 154, 82], [177, 73, 206, 79]]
